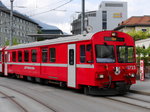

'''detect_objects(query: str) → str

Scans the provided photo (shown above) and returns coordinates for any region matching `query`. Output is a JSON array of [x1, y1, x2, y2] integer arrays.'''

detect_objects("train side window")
[[0, 52, 1, 62], [32, 49, 37, 62], [49, 48, 56, 62], [69, 49, 74, 65], [86, 44, 92, 51], [42, 49, 48, 62], [12, 51, 16, 62], [24, 50, 29, 62], [18, 51, 22, 62], [80, 45, 86, 63]]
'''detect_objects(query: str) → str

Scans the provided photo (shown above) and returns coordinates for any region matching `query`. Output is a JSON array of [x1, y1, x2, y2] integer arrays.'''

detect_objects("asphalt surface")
[[0, 77, 150, 112], [130, 79, 150, 95]]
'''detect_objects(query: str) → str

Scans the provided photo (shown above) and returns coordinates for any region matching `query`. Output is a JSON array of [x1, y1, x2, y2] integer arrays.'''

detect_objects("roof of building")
[[6, 33, 94, 50], [0, 1, 7, 8], [114, 16, 150, 30], [33, 20, 60, 30], [135, 38, 150, 44], [0, 1, 38, 25]]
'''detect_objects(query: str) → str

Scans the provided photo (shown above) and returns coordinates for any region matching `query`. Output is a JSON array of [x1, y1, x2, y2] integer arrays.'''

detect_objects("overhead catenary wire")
[[0, 0, 73, 26], [30, 0, 73, 17], [23, 0, 66, 14]]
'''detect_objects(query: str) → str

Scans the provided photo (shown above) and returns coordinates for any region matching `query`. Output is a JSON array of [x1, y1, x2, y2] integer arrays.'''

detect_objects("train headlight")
[[98, 74, 104, 79], [130, 74, 135, 78], [112, 32, 117, 37]]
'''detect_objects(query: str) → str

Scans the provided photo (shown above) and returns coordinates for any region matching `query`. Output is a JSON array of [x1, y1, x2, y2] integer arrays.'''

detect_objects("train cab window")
[[50, 48, 56, 62], [18, 51, 22, 62], [42, 49, 48, 62], [80, 45, 86, 63], [24, 50, 29, 62], [117, 46, 134, 63], [86, 44, 92, 51], [12, 52, 16, 62], [0, 52, 2, 62], [96, 45, 115, 63], [32, 49, 37, 62]]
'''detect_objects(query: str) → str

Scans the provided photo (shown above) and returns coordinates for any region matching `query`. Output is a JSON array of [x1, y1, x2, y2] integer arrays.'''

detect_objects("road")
[[0, 77, 150, 112]]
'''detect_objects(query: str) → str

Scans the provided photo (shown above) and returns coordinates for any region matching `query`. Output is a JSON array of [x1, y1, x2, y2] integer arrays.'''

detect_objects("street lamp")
[[81, 0, 85, 34], [10, 0, 14, 46]]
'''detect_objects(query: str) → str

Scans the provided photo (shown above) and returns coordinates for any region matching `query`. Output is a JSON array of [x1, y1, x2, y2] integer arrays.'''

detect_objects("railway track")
[[130, 90, 150, 96], [105, 94, 150, 110], [0, 91, 28, 112], [0, 84, 57, 112]]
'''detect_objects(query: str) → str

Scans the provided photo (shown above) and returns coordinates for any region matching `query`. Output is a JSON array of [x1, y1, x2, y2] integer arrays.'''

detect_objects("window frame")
[[95, 45, 115, 63], [80, 45, 86, 63], [24, 50, 29, 62], [12, 51, 16, 62], [49, 48, 56, 63], [0, 51, 2, 62], [117, 46, 135, 63], [42, 48, 48, 63], [31, 49, 37, 62], [18, 51, 22, 62]]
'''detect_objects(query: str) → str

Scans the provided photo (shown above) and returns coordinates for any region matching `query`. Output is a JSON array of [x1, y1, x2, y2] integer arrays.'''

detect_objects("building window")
[[142, 29, 147, 32], [42, 49, 48, 62], [12, 51, 16, 62], [105, 3, 123, 7], [31, 49, 37, 62], [102, 11, 107, 30], [49, 48, 56, 62], [80, 45, 86, 63], [24, 50, 29, 62], [102, 22, 107, 30], [18, 51, 22, 62]]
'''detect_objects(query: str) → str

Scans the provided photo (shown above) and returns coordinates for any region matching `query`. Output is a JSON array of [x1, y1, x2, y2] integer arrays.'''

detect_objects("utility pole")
[[10, 0, 14, 46], [81, 0, 85, 34]]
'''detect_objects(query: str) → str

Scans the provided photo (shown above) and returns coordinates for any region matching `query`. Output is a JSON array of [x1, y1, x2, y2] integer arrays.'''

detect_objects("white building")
[[71, 1, 127, 35], [114, 16, 150, 33], [136, 38, 150, 48]]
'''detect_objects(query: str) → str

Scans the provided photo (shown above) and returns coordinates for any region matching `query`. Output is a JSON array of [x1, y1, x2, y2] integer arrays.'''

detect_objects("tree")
[[127, 30, 150, 41], [5, 37, 20, 46], [136, 46, 150, 66]]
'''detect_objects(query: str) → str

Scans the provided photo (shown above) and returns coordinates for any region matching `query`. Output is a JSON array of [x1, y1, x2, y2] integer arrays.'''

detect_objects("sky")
[[1, 0, 150, 34]]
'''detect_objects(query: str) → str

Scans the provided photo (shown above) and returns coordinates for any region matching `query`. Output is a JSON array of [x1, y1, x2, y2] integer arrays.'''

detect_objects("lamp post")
[[81, 0, 85, 34], [10, 0, 14, 46]]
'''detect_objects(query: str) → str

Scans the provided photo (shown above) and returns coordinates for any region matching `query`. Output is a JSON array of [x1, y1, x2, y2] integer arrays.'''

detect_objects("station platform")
[[130, 79, 150, 95]]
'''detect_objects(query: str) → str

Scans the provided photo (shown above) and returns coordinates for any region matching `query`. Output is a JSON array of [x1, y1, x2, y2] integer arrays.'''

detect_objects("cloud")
[[50, 22, 71, 34]]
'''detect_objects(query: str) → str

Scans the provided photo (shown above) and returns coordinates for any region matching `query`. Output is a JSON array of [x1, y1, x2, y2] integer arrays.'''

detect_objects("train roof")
[[6, 33, 94, 50]]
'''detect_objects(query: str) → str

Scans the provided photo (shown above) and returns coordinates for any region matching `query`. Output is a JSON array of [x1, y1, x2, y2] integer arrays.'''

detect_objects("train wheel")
[[0, 73, 5, 77], [31, 77, 36, 83], [23, 76, 27, 81], [26, 76, 35, 83], [40, 79, 48, 85], [84, 87, 90, 95]]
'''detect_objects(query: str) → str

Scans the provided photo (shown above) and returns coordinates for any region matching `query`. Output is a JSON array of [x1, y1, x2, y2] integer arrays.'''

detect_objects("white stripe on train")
[[6, 63, 94, 68]]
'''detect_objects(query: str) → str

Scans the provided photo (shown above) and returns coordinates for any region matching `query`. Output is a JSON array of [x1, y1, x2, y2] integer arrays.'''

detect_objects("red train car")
[[1, 31, 137, 95], [0, 47, 5, 75]]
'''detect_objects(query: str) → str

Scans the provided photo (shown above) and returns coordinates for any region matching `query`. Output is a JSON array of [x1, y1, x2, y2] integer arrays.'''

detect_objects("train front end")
[[87, 31, 137, 95]]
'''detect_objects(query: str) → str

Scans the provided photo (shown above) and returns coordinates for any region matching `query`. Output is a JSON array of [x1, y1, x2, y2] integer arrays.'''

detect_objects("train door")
[[68, 44, 76, 88], [4, 51, 8, 76], [0, 51, 2, 73]]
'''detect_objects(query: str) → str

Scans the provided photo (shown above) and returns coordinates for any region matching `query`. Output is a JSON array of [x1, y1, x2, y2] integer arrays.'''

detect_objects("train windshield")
[[96, 45, 115, 63], [117, 46, 135, 63]]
